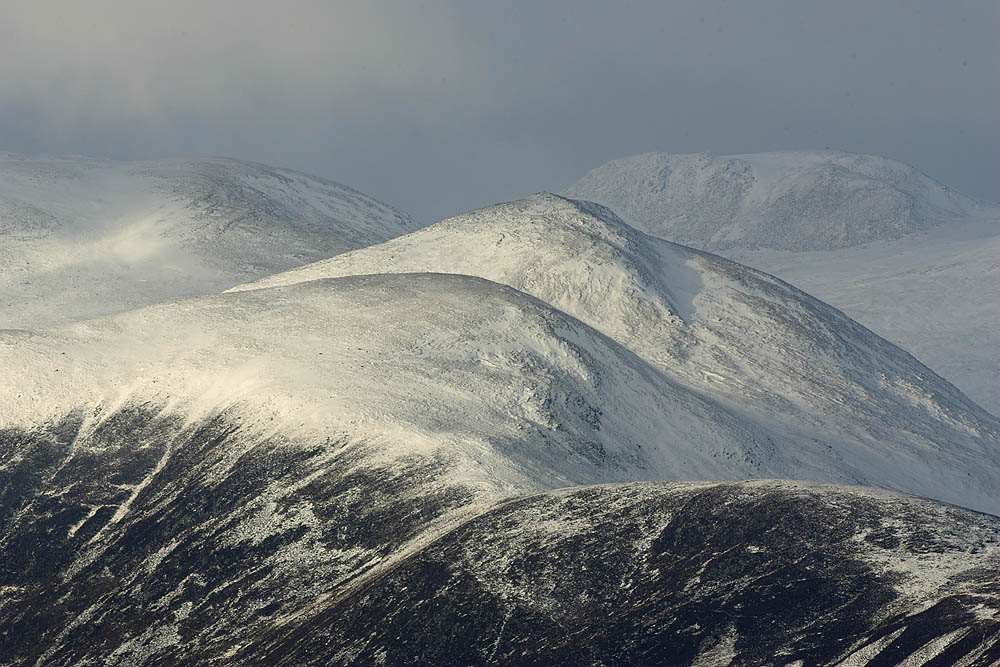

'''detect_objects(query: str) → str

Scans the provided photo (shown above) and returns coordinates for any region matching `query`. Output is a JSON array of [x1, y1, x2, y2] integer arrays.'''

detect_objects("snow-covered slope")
[[1, 273, 782, 496], [728, 218, 1000, 415], [565, 150, 1000, 415], [564, 150, 983, 252], [0, 153, 416, 328], [232, 193, 1000, 514]]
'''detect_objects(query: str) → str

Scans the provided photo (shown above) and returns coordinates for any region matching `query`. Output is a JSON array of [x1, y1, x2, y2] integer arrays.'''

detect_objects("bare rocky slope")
[[0, 153, 416, 328]]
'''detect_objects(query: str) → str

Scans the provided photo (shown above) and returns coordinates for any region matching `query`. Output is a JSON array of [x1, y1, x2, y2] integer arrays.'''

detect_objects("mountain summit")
[[565, 150, 1000, 415]]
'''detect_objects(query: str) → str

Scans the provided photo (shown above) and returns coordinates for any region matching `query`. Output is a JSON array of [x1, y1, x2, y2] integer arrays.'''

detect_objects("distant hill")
[[565, 150, 982, 252], [0, 153, 416, 328]]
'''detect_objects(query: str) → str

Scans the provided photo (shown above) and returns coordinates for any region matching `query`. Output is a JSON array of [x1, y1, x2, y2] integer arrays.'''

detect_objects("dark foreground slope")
[[255, 481, 1000, 666], [3, 439, 997, 667]]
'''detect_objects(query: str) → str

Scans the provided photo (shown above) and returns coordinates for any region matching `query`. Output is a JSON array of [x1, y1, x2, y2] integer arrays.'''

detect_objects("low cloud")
[[1, 0, 995, 221]]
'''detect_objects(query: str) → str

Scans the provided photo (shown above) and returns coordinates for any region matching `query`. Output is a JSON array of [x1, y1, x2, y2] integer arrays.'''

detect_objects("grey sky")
[[1, 0, 995, 222]]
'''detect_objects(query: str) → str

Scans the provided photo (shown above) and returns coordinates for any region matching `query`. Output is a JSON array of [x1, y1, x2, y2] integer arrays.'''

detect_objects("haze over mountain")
[[565, 150, 1000, 414], [2, 0, 997, 661], [0, 153, 416, 329]]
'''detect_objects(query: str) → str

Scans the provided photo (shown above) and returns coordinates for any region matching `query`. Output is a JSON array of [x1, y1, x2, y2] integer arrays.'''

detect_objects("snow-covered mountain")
[[564, 150, 982, 252], [0, 153, 416, 328], [1, 272, 783, 497], [2, 190, 998, 664], [233, 193, 1000, 514], [565, 150, 1000, 415]]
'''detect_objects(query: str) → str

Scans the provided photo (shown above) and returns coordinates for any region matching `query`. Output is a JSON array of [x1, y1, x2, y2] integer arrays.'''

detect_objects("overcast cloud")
[[1, 0, 995, 222]]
